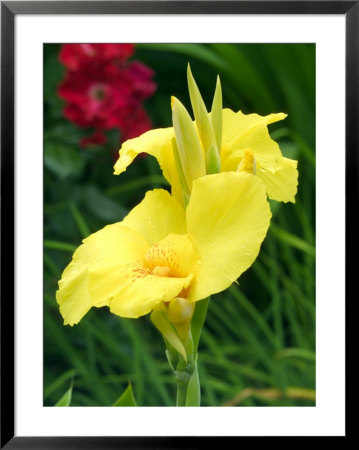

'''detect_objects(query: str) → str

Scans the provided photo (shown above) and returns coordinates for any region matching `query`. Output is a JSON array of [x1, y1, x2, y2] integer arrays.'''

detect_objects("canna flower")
[[114, 66, 298, 204], [56, 172, 270, 330]]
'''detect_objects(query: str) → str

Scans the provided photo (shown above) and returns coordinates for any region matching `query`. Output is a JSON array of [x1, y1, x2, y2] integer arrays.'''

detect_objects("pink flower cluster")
[[57, 44, 156, 147]]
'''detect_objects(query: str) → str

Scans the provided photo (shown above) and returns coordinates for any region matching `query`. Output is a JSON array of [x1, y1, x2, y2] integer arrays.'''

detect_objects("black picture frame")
[[1, 1, 355, 447]]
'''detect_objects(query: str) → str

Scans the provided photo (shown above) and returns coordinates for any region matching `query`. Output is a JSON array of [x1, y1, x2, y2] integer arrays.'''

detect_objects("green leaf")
[[55, 381, 73, 406], [137, 43, 229, 70], [69, 202, 91, 238], [270, 223, 315, 257], [44, 370, 75, 399], [44, 239, 77, 252], [45, 143, 85, 179], [44, 53, 64, 99], [274, 348, 316, 362], [82, 185, 127, 222], [191, 297, 210, 354], [113, 383, 138, 407]]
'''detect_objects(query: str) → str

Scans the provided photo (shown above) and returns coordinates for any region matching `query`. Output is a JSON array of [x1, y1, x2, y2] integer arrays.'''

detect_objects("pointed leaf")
[[205, 143, 221, 174], [187, 64, 217, 155], [55, 381, 73, 406], [171, 138, 190, 206], [113, 383, 138, 406], [172, 97, 206, 188], [151, 310, 187, 362], [211, 75, 223, 151]]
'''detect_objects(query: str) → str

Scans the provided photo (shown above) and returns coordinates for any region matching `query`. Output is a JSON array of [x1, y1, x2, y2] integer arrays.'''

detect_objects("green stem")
[[174, 298, 210, 406], [176, 378, 188, 406], [191, 297, 210, 355], [174, 328, 201, 406], [185, 362, 200, 406], [175, 359, 200, 406], [162, 298, 210, 406]]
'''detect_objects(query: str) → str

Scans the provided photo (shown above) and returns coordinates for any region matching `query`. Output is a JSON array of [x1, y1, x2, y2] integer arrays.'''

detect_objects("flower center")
[[80, 44, 96, 57], [152, 266, 172, 277], [89, 84, 107, 101], [144, 233, 199, 280]]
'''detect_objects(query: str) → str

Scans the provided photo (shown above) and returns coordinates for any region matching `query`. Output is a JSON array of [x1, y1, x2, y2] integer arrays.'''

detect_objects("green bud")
[[150, 309, 187, 362], [206, 143, 221, 174], [168, 297, 194, 324], [211, 75, 223, 152], [172, 96, 206, 188], [171, 138, 191, 206], [187, 64, 218, 155]]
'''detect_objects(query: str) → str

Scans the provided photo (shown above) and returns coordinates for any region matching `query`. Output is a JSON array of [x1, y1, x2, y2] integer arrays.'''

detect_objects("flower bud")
[[168, 297, 194, 324], [211, 75, 223, 151], [172, 97, 206, 188]]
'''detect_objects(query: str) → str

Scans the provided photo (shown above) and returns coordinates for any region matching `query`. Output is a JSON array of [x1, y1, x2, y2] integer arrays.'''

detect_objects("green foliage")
[[45, 143, 86, 179], [55, 381, 73, 406], [44, 43, 315, 407], [113, 384, 137, 407]]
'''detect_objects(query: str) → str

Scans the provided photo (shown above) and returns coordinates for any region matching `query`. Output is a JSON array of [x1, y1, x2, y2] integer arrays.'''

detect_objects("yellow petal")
[[114, 127, 173, 175], [113, 127, 183, 204], [56, 263, 91, 326], [109, 271, 193, 319], [86, 226, 150, 306], [257, 157, 298, 203], [56, 224, 149, 325], [221, 123, 283, 172], [122, 189, 186, 246], [186, 172, 271, 301], [109, 232, 198, 318], [221, 108, 286, 146], [57, 220, 196, 322]]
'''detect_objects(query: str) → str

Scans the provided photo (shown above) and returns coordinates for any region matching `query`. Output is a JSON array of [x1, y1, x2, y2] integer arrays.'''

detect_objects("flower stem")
[[191, 297, 210, 354], [164, 297, 210, 406], [175, 359, 200, 406], [176, 378, 188, 406]]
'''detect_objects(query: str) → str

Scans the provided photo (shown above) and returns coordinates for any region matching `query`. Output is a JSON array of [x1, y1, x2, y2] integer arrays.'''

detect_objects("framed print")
[[1, 1, 355, 447]]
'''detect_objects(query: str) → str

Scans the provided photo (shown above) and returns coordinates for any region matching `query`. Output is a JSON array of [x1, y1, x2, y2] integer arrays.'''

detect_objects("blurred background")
[[44, 43, 315, 407]]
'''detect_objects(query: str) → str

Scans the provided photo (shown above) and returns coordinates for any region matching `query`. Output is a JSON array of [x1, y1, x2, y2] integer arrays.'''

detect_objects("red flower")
[[59, 44, 135, 71], [57, 44, 156, 146]]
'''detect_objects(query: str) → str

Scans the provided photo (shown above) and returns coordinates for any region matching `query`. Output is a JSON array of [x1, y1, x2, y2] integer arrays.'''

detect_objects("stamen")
[[237, 150, 256, 175]]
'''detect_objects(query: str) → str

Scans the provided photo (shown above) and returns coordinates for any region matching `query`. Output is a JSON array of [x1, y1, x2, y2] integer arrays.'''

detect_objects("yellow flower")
[[56, 172, 271, 326], [114, 109, 297, 204], [220, 109, 298, 203], [114, 69, 298, 204]]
